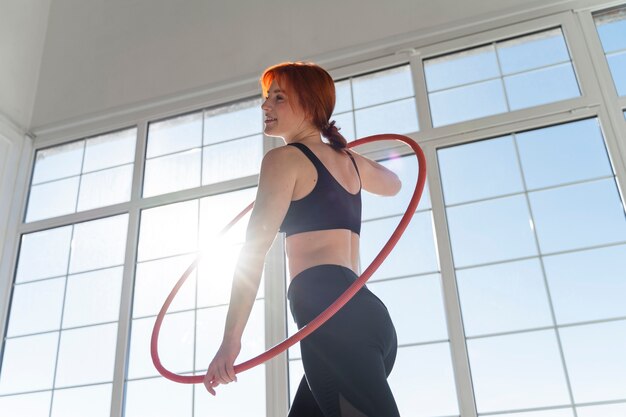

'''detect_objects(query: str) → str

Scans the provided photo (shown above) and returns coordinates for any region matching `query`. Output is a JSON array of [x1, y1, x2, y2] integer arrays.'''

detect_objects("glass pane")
[[354, 98, 419, 138], [55, 323, 117, 387], [529, 179, 626, 253], [194, 301, 265, 372], [0, 391, 51, 417], [497, 28, 570, 74], [69, 214, 129, 274], [199, 187, 255, 247], [424, 44, 499, 91], [32, 140, 84, 184], [28, 127, 136, 222], [83, 128, 136, 172], [559, 320, 626, 403], [490, 410, 574, 417], [77, 164, 133, 211], [50, 384, 112, 417], [147, 112, 203, 158], [367, 274, 448, 345], [516, 118, 613, 189], [447, 195, 537, 268], [438, 135, 523, 205], [201, 135, 263, 186], [193, 364, 266, 416], [578, 402, 626, 417], [362, 154, 431, 221], [426, 28, 580, 126], [0, 332, 59, 394], [334, 79, 352, 114], [388, 344, 459, 416], [196, 243, 247, 307], [594, 7, 626, 53], [352, 65, 414, 108], [505, 63, 580, 110], [127, 312, 194, 379], [203, 99, 262, 145], [138, 200, 198, 262], [62, 266, 123, 327], [544, 245, 626, 324], [329, 111, 355, 142], [457, 259, 553, 337], [360, 211, 439, 280], [133, 254, 198, 317], [143, 148, 201, 197], [26, 176, 80, 222], [594, 7, 626, 97], [124, 377, 192, 417], [468, 330, 570, 413], [15, 226, 72, 283], [430, 79, 507, 127], [7, 277, 65, 337], [606, 50, 626, 96], [288, 360, 305, 406], [332, 65, 419, 140]]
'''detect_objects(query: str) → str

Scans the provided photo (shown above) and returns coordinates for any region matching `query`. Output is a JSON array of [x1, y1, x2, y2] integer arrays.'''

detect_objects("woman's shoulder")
[[260, 145, 304, 173]]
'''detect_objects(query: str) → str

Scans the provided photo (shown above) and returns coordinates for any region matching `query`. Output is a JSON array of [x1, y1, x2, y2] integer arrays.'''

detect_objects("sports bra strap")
[[287, 142, 327, 173], [344, 150, 362, 188], [288, 142, 361, 188]]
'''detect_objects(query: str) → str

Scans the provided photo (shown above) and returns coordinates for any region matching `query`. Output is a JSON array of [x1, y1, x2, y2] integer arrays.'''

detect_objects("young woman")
[[204, 61, 402, 416]]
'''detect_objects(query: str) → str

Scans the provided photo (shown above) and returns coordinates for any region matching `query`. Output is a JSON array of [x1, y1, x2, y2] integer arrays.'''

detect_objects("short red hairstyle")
[[259, 61, 347, 150]]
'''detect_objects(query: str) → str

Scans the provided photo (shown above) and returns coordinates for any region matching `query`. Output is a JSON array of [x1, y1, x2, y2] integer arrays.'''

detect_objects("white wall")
[[0, 0, 52, 130]]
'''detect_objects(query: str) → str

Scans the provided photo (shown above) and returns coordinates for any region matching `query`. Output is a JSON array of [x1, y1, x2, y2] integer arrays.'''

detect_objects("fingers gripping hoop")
[[151, 134, 427, 384]]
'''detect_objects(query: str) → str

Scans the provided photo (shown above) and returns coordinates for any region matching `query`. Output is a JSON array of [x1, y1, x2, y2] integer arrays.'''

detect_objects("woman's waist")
[[285, 230, 356, 273]]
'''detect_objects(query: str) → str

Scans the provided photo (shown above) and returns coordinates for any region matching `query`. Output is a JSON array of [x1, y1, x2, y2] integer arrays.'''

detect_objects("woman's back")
[[283, 141, 399, 281]]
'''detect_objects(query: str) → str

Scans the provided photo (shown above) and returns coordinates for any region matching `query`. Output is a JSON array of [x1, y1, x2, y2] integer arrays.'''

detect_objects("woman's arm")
[[347, 149, 402, 196], [204, 146, 297, 394]]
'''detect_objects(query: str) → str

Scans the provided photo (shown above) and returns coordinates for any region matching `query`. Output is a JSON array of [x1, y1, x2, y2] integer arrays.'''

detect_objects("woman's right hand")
[[203, 339, 241, 395]]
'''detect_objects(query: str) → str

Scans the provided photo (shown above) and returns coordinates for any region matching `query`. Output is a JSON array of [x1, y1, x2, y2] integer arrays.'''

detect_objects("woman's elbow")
[[391, 174, 402, 196], [376, 174, 402, 197]]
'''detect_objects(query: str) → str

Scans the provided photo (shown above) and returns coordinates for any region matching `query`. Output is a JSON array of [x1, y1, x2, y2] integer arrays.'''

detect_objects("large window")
[[439, 117, 626, 414], [331, 65, 419, 140], [143, 101, 264, 198], [0, 214, 128, 416], [25, 129, 136, 222], [125, 189, 266, 416], [424, 28, 580, 127]]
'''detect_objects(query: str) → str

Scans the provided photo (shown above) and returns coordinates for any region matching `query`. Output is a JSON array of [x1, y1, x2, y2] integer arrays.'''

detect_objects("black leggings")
[[287, 264, 400, 417]]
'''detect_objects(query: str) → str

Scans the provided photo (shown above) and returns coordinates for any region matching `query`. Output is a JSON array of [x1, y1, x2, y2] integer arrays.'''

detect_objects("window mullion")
[[576, 9, 626, 175], [425, 140, 479, 417], [409, 51, 433, 131], [109, 120, 147, 417]]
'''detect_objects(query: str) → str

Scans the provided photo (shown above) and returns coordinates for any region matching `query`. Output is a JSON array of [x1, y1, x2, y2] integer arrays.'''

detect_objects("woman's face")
[[261, 80, 310, 140]]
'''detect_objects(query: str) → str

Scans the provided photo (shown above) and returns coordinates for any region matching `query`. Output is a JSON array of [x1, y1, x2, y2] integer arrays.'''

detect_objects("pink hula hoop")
[[151, 133, 427, 384]]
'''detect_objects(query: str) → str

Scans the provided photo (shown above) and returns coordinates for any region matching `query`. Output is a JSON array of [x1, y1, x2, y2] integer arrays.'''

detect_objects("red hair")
[[259, 61, 348, 150]]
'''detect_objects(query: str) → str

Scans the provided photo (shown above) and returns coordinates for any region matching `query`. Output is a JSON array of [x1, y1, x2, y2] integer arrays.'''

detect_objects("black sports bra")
[[278, 142, 362, 237]]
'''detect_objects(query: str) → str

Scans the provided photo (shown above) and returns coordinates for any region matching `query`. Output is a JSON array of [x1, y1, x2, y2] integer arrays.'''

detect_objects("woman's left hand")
[[203, 339, 241, 395]]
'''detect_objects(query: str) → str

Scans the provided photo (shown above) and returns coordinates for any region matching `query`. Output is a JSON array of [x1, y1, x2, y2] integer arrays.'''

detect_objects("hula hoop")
[[151, 133, 427, 384]]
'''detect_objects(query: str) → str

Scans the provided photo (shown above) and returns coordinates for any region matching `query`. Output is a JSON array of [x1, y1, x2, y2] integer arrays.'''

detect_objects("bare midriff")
[[285, 229, 360, 282]]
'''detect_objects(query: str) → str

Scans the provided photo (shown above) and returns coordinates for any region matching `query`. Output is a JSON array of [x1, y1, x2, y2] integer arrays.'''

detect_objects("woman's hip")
[[287, 263, 392, 330]]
